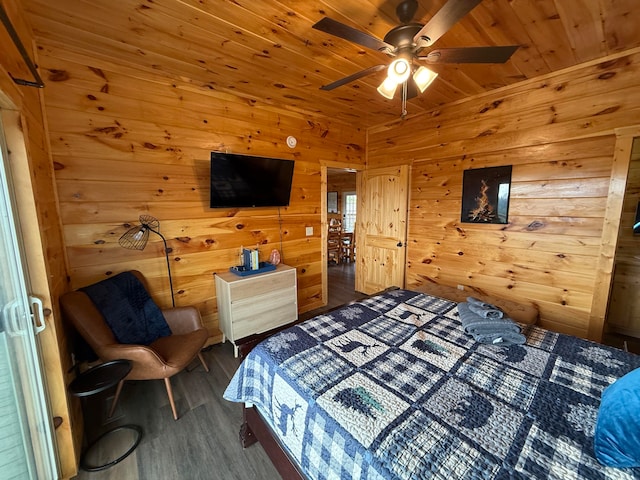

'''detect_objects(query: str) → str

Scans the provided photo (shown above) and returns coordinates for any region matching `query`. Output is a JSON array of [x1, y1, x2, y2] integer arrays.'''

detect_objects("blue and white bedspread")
[[224, 289, 640, 479]]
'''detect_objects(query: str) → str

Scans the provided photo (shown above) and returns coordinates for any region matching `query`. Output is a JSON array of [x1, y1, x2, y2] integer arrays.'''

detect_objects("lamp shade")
[[119, 215, 159, 250], [377, 77, 398, 100], [387, 58, 411, 84], [119, 226, 149, 250], [413, 66, 438, 93]]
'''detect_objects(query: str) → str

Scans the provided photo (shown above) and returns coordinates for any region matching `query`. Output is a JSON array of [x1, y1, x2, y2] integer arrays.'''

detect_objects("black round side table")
[[69, 359, 142, 472]]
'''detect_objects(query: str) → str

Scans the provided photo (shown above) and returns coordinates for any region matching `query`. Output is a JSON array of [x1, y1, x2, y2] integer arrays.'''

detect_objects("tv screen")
[[210, 152, 295, 208]]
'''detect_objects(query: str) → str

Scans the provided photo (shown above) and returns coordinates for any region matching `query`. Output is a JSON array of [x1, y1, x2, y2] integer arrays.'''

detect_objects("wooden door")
[[355, 165, 410, 294]]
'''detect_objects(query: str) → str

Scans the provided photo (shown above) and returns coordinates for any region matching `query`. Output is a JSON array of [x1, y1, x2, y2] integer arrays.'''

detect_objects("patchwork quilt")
[[224, 289, 640, 479]]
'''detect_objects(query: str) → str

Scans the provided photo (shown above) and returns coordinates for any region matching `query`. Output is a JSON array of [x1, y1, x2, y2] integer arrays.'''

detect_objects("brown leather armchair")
[[60, 271, 209, 420]]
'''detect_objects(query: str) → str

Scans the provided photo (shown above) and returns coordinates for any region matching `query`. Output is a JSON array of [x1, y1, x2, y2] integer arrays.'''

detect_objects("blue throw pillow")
[[594, 367, 640, 468], [81, 272, 171, 345]]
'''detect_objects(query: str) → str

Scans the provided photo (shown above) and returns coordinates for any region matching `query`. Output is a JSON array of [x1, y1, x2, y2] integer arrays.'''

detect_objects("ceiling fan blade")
[[418, 46, 519, 63], [413, 0, 483, 47], [320, 64, 387, 91], [313, 17, 393, 53]]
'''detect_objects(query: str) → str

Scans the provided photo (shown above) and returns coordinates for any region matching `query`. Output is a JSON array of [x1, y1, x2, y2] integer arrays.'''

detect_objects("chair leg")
[[164, 378, 179, 420], [198, 352, 210, 373], [108, 379, 125, 418]]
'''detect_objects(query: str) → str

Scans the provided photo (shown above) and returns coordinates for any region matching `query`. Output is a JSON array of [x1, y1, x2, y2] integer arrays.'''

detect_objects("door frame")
[[0, 111, 59, 479], [1, 103, 74, 475], [588, 125, 640, 342], [320, 161, 364, 307]]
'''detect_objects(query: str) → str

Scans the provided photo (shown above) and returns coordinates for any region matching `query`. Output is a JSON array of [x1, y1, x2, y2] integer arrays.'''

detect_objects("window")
[[342, 191, 356, 233]]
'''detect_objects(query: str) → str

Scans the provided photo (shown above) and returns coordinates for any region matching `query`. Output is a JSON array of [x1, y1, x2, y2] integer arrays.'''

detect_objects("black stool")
[[69, 359, 142, 472]]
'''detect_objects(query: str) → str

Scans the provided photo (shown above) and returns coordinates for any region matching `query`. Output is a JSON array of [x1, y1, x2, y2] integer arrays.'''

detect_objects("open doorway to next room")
[[326, 168, 363, 309]]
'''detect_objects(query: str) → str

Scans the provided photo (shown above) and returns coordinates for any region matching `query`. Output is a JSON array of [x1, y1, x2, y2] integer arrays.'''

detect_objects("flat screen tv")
[[209, 152, 295, 208]]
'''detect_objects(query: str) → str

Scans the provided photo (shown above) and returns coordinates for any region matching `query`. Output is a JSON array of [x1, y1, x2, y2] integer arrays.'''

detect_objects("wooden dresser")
[[214, 264, 298, 356]]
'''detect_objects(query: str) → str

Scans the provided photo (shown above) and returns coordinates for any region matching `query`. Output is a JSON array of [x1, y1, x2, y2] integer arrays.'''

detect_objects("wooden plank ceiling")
[[22, 0, 640, 127]]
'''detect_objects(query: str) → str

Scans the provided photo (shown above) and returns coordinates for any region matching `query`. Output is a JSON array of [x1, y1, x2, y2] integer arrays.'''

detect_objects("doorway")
[[325, 168, 362, 309], [588, 125, 640, 344], [604, 135, 640, 347]]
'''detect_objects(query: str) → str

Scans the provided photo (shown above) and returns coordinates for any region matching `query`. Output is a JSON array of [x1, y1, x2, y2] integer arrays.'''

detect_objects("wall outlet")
[[457, 284, 465, 291], [305, 226, 313, 236]]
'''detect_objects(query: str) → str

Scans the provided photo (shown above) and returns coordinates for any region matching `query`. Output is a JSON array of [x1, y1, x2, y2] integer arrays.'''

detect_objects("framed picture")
[[634, 201, 640, 235], [327, 191, 338, 213], [461, 166, 512, 224]]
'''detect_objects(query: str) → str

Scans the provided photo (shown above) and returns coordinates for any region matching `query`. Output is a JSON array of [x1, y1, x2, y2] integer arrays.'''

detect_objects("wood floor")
[[603, 331, 640, 355], [304, 262, 366, 318], [72, 263, 360, 480], [72, 342, 278, 480]]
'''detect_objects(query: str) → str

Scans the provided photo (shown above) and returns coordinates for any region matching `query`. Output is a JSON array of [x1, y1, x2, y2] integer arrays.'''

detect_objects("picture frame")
[[327, 191, 338, 213], [461, 166, 512, 224], [634, 201, 640, 235]]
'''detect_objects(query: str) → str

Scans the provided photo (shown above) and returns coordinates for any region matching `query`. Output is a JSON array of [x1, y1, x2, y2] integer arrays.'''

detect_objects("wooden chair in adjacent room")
[[328, 218, 342, 265], [60, 270, 209, 420], [340, 231, 355, 263]]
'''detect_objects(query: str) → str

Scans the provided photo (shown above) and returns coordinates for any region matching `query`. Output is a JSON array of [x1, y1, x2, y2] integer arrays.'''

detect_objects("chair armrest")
[[162, 306, 205, 334], [97, 343, 166, 367]]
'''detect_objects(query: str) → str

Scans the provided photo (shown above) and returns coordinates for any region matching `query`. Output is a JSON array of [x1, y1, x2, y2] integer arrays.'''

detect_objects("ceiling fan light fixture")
[[377, 77, 398, 99], [313, 0, 520, 119], [413, 66, 438, 93], [387, 58, 411, 84]]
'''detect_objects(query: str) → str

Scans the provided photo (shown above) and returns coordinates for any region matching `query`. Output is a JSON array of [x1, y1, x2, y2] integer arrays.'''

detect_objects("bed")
[[223, 288, 640, 479]]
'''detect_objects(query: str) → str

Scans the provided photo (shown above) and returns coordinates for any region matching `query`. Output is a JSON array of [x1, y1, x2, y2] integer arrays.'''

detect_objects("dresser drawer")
[[231, 287, 298, 338], [229, 269, 296, 302]]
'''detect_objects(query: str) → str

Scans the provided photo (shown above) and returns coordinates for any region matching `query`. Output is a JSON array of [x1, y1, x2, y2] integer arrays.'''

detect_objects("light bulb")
[[133, 229, 145, 241], [387, 59, 411, 84], [413, 66, 438, 93], [377, 77, 398, 99]]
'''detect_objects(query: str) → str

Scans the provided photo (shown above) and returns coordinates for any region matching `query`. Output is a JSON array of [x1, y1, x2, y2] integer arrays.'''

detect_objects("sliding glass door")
[[0, 117, 58, 478]]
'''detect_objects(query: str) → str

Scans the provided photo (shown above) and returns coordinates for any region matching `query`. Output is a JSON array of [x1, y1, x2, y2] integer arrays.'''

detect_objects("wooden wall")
[[368, 47, 640, 338], [0, 0, 77, 476], [35, 42, 366, 343]]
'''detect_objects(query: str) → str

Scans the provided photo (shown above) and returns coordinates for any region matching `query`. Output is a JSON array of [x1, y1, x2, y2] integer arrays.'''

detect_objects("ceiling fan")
[[313, 0, 518, 108]]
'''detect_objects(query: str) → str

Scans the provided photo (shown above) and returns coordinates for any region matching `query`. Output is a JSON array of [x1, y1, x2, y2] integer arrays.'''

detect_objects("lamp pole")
[[147, 227, 175, 308], [119, 215, 176, 308]]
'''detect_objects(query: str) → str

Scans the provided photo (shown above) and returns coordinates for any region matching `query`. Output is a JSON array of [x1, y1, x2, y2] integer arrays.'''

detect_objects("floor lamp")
[[118, 215, 175, 307]]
